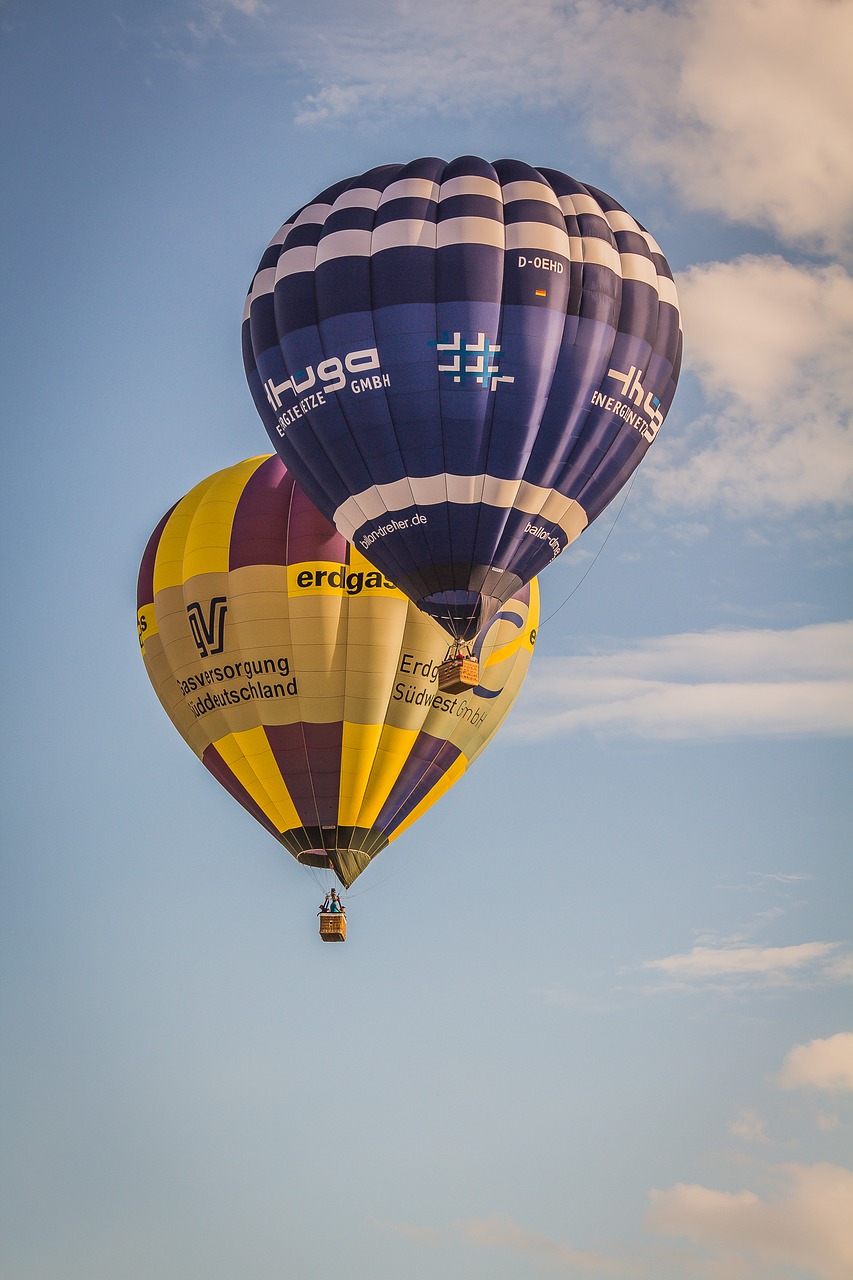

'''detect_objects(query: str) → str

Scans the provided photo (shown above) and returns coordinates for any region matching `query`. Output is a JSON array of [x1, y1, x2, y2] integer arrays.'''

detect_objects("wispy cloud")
[[714, 873, 813, 892], [729, 1109, 768, 1144], [369, 1217, 441, 1245], [456, 1212, 629, 1274], [373, 1212, 633, 1274], [651, 256, 853, 514], [778, 1032, 853, 1093], [510, 621, 853, 742], [173, 0, 853, 253], [642, 941, 853, 993], [647, 1162, 853, 1280]]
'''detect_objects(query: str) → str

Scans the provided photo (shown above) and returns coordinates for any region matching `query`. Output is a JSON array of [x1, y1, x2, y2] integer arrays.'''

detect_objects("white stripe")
[[557, 193, 607, 219], [444, 474, 486, 504], [657, 275, 680, 309], [243, 265, 278, 320], [602, 208, 640, 233], [275, 243, 319, 281], [262, 223, 290, 250], [410, 475, 450, 505], [571, 236, 620, 272], [333, 474, 589, 544], [314, 228, 372, 266], [602, 209, 669, 264], [436, 217, 505, 249], [620, 250, 659, 288], [481, 476, 523, 506], [502, 180, 561, 207], [331, 186, 383, 211], [604, 210, 667, 263], [379, 177, 440, 204], [294, 201, 334, 227], [372, 219, 437, 253], [439, 175, 502, 202], [506, 222, 570, 255]]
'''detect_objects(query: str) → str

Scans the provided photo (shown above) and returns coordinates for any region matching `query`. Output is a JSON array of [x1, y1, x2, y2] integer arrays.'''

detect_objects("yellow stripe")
[[527, 578, 540, 644], [337, 721, 384, 826], [153, 474, 217, 593], [389, 754, 468, 842], [137, 603, 158, 655], [183, 456, 268, 580], [213, 726, 301, 832], [354, 723, 418, 828]]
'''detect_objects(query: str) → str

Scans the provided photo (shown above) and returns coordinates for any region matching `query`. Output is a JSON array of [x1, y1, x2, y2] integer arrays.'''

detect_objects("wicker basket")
[[319, 912, 347, 942], [437, 656, 480, 694]]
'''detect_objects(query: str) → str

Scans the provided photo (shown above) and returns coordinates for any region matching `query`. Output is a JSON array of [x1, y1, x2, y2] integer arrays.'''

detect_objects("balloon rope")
[[539, 474, 636, 629]]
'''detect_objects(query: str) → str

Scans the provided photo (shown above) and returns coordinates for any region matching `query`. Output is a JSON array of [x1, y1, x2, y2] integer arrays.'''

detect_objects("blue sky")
[[1, 2, 851, 1278]]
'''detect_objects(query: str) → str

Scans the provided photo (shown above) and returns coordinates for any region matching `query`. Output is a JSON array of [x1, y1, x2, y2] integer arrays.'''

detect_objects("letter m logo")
[[186, 597, 228, 657]]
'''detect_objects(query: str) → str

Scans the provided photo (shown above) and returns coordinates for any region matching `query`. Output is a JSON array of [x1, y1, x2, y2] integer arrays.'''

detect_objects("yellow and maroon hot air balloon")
[[137, 455, 538, 892]]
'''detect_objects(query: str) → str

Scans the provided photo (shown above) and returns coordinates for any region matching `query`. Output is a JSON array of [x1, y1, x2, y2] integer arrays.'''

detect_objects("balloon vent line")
[[539, 475, 636, 629]]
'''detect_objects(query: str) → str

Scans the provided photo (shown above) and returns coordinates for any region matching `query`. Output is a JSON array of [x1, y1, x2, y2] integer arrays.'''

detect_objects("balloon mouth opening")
[[420, 591, 483, 642], [297, 849, 335, 870], [285, 827, 390, 888]]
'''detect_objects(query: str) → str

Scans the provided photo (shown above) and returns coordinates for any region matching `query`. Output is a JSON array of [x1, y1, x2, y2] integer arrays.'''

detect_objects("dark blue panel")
[[315, 256, 374, 323], [438, 193, 503, 222], [374, 196, 438, 226], [372, 247, 436, 308], [503, 199, 565, 231], [273, 264, 320, 334], [435, 242, 504, 304]]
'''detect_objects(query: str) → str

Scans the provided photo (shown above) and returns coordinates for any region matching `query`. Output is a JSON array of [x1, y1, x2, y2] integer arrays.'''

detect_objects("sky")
[[1, 2, 851, 1278]]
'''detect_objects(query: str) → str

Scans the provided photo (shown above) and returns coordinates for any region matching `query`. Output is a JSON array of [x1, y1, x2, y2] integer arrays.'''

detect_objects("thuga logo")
[[187, 598, 228, 658], [264, 347, 383, 410], [605, 365, 664, 440]]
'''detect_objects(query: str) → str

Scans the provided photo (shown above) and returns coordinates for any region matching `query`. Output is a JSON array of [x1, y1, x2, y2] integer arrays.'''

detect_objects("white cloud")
[[650, 256, 853, 514], [646, 1163, 853, 1280], [510, 621, 853, 741], [182, 0, 853, 252], [602, 0, 853, 255], [642, 941, 852, 991], [778, 1032, 853, 1092]]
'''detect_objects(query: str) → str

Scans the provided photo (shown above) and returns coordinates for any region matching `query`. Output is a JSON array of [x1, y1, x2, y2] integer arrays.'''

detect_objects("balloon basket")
[[437, 655, 479, 694], [319, 912, 347, 943]]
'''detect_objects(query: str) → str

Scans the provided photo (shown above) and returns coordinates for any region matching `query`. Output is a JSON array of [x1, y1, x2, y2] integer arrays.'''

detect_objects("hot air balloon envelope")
[[243, 156, 681, 639], [138, 455, 538, 886]]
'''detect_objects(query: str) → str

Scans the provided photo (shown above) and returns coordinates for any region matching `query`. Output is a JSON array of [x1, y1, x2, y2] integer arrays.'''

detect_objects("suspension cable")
[[539, 474, 636, 629]]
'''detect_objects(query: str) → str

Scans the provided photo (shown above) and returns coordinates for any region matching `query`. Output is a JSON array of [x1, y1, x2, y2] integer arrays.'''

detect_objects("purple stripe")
[[265, 721, 343, 830], [374, 733, 462, 836], [202, 743, 284, 841], [229, 456, 350, 571], [137, 503, 176, 609]]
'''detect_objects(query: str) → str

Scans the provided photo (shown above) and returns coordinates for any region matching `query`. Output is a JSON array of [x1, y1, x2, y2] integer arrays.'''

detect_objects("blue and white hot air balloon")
[[243, 156, 682, 641]]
